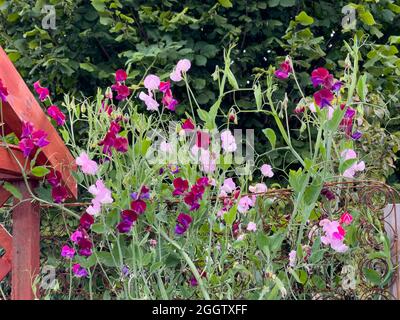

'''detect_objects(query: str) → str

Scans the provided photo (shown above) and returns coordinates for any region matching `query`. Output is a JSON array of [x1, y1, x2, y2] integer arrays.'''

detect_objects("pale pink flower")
[[199, 149, 217, 174], [288, 250, 296, 267], [237, 196, 255, 213], [309, 102, 317, 113], [76, 152, 98, 175], [86, 179, 113, 216], [249, 183, 267, 194], [144, 74, 160, 91], [237, 234, 245, 241], [160, 141, 172, 154], [247, 222, 257, 232], [221, 178, 236, 194], [220, 130, 237, 153], [170, 59, 191, 82], [260, 164, 274, 178], [139, 92, 159, 111], [341, 149, 365, 178]]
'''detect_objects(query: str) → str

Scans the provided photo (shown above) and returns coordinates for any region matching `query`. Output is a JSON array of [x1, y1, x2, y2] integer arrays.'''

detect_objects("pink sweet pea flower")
[[88, 180, 113, 205], [61, 245, 75, 259], [341, 149, 365, 178], [249, 183, 267, 194], [339, 211, 353, 225], [72, 264, 88, 278], [160, 141, 173, 154], [47, 105, 66, 126], [33, 81, 50, 101], [221, 130, 237, 153], [70, 230, 83, 243], [115, 69, 127, 82], [76, 152, 98, 175], [221, 178, 236, 195], [319, 219, 348, 252], [111, 83, 130, 100], [260, 164, 274, 178], [274, 60, 292, 79], [237, 196, 255, 213], [199, 149, 217, 174], [246, 222, 257, 232], [161, 89, 178, 111], [19, 121, 50, 157], [170, 59, 191, 82], [144, 74, 160, 91], [182, 118, 195, 131], [288, 250, 296, 267], [139, 91, 159, 111]]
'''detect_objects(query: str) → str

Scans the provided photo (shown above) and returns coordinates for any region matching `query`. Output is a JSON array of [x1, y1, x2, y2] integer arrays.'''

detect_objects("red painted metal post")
[[11, 181, 40, 300]]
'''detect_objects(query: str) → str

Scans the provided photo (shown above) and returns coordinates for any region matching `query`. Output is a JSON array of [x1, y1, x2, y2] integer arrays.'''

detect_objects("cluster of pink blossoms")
[[111, 69, 130, 101], [19, 121, 49, 158], [319, 211, 353, 253]]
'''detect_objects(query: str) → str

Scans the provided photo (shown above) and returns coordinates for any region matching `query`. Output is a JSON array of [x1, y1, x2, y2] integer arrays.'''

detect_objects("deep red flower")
[[183, 193, 200, 211], [99, 121, 128, 155], [111, 83, 130, 101], [117, 220, 134, 233], [131, 199, 147, 214], [77, 238, 93, 257], [47, 105, 66, 126], [80, 213, 95, 230], [173, 177, 189, 196], [196, 177, 210, 187], [114, 136, 128, 153], [121, 209, 138, 223], [51, 185, 68, 203]]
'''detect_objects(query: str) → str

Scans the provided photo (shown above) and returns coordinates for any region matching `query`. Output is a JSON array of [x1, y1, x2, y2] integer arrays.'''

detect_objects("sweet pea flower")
[[144, 74, 160, 91], [139, 91, 159, 111], [170, 59, 191, 82], [161, 89, 178, 111], [274, 60, 292, 79], [52, 185, 69, 204], [70, 230, 83, 243], [221, 130, 237, 153], [19, 121, 50, 157], [339, 212, 353, 225], [173, 177, 189, 196], [79, 213, 94, 230], [314, 88, 334, 108], [311, 68, 333, 89], [115, 69, 127, 82], [351, 131, 362, 141], [47, 105, 66, 126], [175, 213, 193, 235], [249, 183, 267, 194], [33, 81, 50, 101], [199, 149, 217, 174], [72, 264, 88, 278], [288, 250, 297, 267], [221, 178, 236, 195], [159, 141, 173, 154], [86, 179, 113, 216], [76, 152, 98, 175], [247, 222, 257, 232], [111, 83, 131, 100], [319, 219, 348, 253], [341, 149, 365, 178], [237, 196, 255, 214], [61, 245, 75, 259], [182, 118, 195, 131], [260, 164, 274, 178], [0, 79, 8, 102]]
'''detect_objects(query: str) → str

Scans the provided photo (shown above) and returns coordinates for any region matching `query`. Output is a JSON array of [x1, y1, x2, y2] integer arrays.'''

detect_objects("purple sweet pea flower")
[[351, 131, 362, 140], [72, 264, 88, 278], [61, 245, 75, 259], [175, 213, 193, 235]]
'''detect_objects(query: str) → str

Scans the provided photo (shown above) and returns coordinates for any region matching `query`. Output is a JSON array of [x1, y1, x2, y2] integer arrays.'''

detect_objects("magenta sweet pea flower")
[[313, 88, 334, 108], [70, 230, 83, 243], [319, 219, 348, 252], [274, 60, 292, 79], [310, 68, 333, 89], [182, 118, 195, 131], [47, 105, 66, 126], [19, 122, 50, 157], [159, 81, 170, 93], [76, 152, 98, 175], [161, 89, 178, 111], [131, 199, 146, 215], [339, 212, 353, 225], [115, 69, 127, 82], [111, 83, 130, 101], [72, 264, 88, 278], [46, 169, 62, 187], [196, 131, 210, 149], [99, 120, 129, 155], [80, 213, 95, 230], [175, 213, 193, 235], [33, 81, 50, 101], [173, 177, 189, 196], [117, 209, 138, 233], [0, 78, 8, 102], [61, 245, 75, 259]]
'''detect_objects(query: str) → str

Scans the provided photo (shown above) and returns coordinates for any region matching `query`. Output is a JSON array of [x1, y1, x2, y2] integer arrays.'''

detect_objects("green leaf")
[[2, 182, 22, 200], [254, 84, 262, 110], [92, 223, 106, 234], [359, 10, 375, 26], [31, 166, 50, 177], [223, 204, 237, 226], [80, 63, 96, 73], [262, 128, 276, 149], [326, 107, 345, 131], [356, 74, 368, 101], [295, 11, 314, 26], [218, 0, 233, 8], [363, 268, 382, 285], [225, 68, 239, 90]]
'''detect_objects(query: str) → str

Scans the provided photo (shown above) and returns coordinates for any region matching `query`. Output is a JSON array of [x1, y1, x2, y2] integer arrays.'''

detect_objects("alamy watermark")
[[41, 5, 56, 30]]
